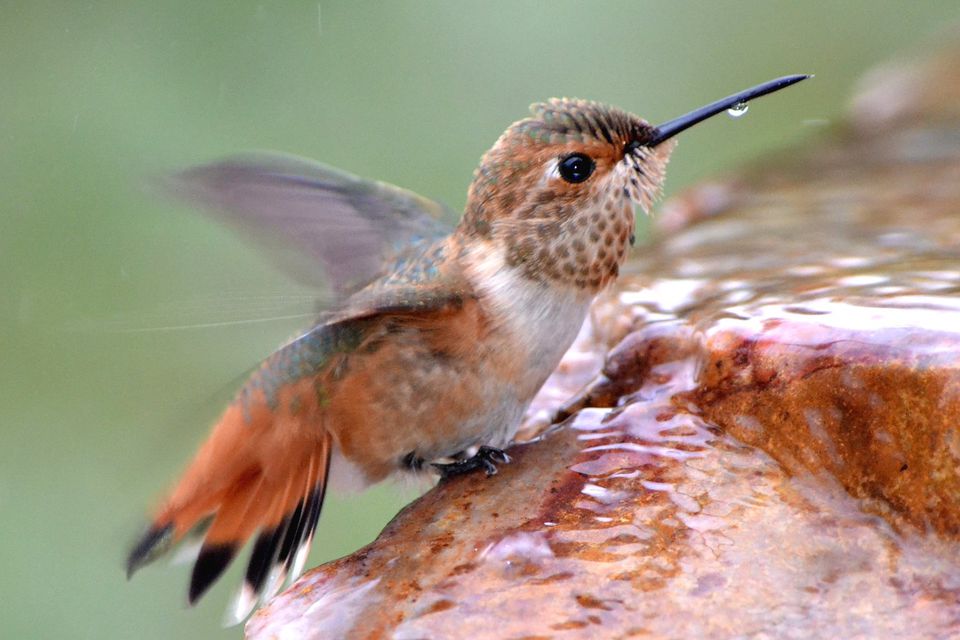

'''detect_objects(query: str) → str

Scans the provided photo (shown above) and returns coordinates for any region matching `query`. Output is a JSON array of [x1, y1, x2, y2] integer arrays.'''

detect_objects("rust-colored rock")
[[249, 47, 960, 639]]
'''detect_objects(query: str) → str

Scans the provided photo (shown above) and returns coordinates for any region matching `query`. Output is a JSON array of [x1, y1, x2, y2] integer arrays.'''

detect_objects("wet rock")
[[249, 47, 960, 639]]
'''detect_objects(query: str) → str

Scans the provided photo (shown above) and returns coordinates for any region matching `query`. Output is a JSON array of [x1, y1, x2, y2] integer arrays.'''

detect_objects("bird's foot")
[[432, 446, 511, 480]]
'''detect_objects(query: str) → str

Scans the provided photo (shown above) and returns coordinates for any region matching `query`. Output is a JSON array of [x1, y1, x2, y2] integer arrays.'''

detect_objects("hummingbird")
[[127, 75, 808, 621]]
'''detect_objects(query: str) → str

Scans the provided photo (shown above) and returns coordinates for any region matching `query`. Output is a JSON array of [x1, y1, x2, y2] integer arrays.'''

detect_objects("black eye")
[[558, 153, 595, 183]]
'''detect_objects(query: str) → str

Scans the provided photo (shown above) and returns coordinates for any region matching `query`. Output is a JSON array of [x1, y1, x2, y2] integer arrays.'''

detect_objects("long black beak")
[[648, 74, 810, 147]]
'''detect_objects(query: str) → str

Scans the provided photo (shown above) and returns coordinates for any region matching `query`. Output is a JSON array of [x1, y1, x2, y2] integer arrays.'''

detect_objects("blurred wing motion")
[[128, 157, 466, 619], [64, 291, 326, 335], [163, 152, 454, 295]]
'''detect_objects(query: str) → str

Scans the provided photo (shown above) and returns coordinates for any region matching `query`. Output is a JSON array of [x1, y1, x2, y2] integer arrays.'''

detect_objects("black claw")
[[484, 447, 511, 464], [432, 446, 511, 480]]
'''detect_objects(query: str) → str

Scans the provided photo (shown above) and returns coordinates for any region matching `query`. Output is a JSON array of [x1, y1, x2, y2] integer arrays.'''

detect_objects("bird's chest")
[[328, 262, 591, 478], [385, 279, 587, 439], [458, 266, 591, 441], [482, 277, 590, 395]]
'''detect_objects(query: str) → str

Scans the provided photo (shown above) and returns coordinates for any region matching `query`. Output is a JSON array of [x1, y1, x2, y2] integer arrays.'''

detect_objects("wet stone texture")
[[249, 49, 960, 639]]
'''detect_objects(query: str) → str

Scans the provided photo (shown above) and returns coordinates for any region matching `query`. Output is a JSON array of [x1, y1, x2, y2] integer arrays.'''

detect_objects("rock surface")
[[248, 47, 960, 639]]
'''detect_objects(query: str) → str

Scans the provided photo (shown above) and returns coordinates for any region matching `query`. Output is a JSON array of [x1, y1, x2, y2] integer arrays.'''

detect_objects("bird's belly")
[[324, 323, 581, 484], [325, 285, 589, 482], [324, 341, 526, 480]]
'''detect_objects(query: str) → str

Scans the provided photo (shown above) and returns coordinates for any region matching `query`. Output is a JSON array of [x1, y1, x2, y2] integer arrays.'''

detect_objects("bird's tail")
[[127, 381, 332, 622]]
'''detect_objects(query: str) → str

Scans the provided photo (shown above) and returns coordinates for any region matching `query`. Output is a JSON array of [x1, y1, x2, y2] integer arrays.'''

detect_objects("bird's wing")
[[162, 152, 454, 296], [127, 239, 478, 616]]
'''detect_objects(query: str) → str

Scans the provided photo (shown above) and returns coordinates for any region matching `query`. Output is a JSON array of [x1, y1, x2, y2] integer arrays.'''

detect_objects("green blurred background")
[[2, 1, 958, 637]]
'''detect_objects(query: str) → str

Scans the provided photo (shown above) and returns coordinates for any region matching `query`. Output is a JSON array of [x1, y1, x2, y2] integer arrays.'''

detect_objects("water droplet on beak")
[[726, 102, 749, 119]]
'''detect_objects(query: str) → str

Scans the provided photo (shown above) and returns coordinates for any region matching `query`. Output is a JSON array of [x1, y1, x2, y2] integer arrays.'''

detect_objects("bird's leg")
[[432, 446, 511, 479]]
